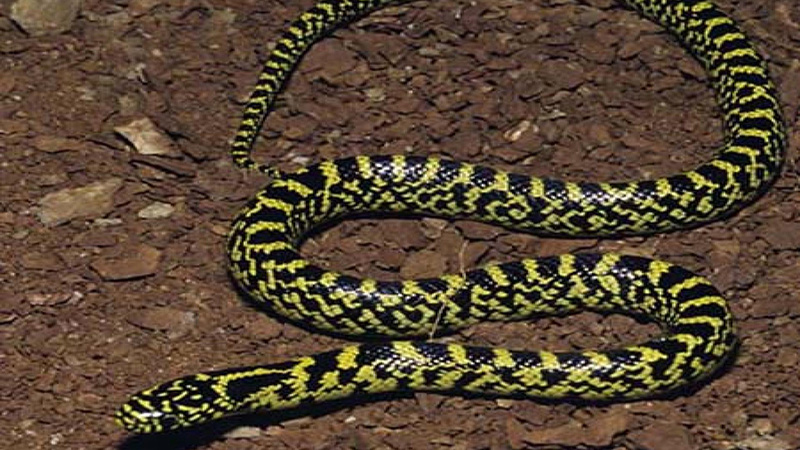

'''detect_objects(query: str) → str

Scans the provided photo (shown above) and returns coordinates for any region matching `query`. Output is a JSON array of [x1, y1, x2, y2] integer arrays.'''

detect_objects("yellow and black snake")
[[116, 0, 784, 434]]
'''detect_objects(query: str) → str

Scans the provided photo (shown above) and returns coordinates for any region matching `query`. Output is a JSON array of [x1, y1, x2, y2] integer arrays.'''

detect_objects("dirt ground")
[[1, 0, 799, 449]]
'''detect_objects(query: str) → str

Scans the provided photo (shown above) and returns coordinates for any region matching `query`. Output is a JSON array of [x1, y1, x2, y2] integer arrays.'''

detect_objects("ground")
[[1, 0, 799, 449]]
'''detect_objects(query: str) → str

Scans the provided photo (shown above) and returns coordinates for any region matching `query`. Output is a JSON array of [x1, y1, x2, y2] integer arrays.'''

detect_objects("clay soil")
[[2, 0, 800, 449]]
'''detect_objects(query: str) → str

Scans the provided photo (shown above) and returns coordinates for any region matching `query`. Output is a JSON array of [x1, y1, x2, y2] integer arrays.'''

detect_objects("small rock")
[[37, 173, 69, 187], [461, 242, 490, 268], [775, 346, 799, 367], [522, 410, 631, 448], [420, 218, 449, 240], [434, 230, 466, 259], [455, 221, 503, 240], [375, 247, 406, 269], [748, 295, 792, 318], [282, 116, 317, 141], [628, 422, 694, 450], [224, 426, 263, 439], [0, 119, 29, 135], [364, 87, 386, 102], [735, 435, 793, 450], [27, 291, 81, 307], [777, 59, 800, 116], [415, 393, 445, 414], [506, 417, 528, 449], [446, 130, 483, 157], [389, 95, 422, 115], [503, 120, 534, 142], [379, 220, 429, 249], [37, 178, 123, 226], [581, 409, 632, 447], [495, 399, 514, 409], [91, 244, 161, 280], [618, 35, 662, 59], [0, 74, 15, 95], [10, 0, 82, 36], [31, 136, 83, 153], [127, 306, 196, 338], [760, 221, 800, 250], [0, 300, 18, 323], [128, 0, 163, 16], [115, 117, 180, 157], [304, 39, 359, 79], [621, 132, 661, 151], [75, 393, 105, 412], [242, 319, 283, 342], [20, 252, 63, 270], [539, 59, 586, 91], [93, 218, 124, 227], [137, 201, 175, 219], [11, 229, 29, 240], [400, 250, 448, 279], [749, 418, 775, 436], [523, 419, 585, 447]]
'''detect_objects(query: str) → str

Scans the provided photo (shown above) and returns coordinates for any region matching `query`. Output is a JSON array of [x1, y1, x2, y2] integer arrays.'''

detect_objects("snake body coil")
[[117, 0, 784, 434]]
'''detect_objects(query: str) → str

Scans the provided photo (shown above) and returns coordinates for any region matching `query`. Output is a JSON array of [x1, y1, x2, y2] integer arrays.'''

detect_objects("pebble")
[[126, 306, 196, 339], [20, 252, 63, 271], [503, 120, 534, 142], [31, 136, 83, 153], [518, 419, 585, 447], [242, 319, 283, 342], [90, 244, 161, 281], [760, 220, 800, 250], [94, 218, 124, 227], [378, 220, 429, 249], [303, 39, 359, 79], [400, 250, 448, 279], [115, 117, 180, 157], [735, 436, 793, 450], [539, 59, 586, 91], [505, 417, 528, 449], [420, 218, 449, 240], [628, 422, 694, 450], [37, 173, 68, 187], [748, 296, 792, 319], [0, 301, 17, 323], [27, 291, 81, 307], [224, 426, 263, 439], [137, 201, 175, 219], [519, 409, 632, 447], [455, 221, 503, 240], [36, 178, 123, 226], [10, 0, 81, 35], [0, 74, 15, 95]]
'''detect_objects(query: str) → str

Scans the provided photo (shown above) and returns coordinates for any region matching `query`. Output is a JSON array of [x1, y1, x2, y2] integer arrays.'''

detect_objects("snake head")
[[115, 374, 229, 434]]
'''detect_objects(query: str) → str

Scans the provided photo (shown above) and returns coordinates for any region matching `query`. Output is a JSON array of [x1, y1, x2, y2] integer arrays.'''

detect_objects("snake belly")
[[116, 0, 784, 434]]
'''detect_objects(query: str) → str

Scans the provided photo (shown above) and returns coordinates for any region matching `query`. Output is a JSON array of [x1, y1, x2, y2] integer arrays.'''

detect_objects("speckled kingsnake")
[[116, 0, 784, 434]]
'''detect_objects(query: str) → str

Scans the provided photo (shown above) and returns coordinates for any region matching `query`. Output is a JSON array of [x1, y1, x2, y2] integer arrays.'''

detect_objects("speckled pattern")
[[115, 0, 784, 435]]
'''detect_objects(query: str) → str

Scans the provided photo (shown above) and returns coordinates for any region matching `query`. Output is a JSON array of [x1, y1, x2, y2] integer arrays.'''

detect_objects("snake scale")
[[116, 0, 784, 434]]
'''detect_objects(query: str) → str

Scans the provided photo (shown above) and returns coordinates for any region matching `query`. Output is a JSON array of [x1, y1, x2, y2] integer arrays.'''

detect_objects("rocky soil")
[[1, 0, 799, 449]]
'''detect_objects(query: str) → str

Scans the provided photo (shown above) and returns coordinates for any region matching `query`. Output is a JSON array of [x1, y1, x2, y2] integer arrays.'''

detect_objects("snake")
[[115, 0, 784, 434]]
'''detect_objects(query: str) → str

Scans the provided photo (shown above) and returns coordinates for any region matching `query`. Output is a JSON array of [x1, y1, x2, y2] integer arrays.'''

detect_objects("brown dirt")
[[2, 0, 799, 449]]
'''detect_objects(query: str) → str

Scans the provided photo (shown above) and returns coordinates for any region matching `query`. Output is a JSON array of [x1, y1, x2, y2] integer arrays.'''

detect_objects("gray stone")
[[11, 0, 82, 36]]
